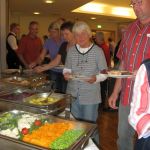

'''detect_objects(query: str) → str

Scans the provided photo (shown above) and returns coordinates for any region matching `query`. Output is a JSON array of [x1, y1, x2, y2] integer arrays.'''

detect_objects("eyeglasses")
[[130, 0, 142, 7]]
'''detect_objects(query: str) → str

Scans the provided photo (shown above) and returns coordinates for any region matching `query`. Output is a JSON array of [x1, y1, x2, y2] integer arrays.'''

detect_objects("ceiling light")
[[97, 25, 102, 29], [45, 0, 53, 3], [91, 17, 96, 20], [78, 3, 105, 13], [112, 7, 132, 17], [73, 2, 136, 19], [33, 12, 40, 15]]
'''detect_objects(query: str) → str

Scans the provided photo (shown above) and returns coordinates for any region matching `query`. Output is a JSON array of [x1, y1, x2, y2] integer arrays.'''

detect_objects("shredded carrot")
[[23, 122, 74, 148]]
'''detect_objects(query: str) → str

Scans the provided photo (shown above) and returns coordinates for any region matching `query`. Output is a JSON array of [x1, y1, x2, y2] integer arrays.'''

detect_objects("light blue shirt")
[[43, 37, 64, 60]]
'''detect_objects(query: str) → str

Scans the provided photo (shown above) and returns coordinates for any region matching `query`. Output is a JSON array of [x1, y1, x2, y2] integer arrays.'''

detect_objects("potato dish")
[[28, 97, 59, 105]]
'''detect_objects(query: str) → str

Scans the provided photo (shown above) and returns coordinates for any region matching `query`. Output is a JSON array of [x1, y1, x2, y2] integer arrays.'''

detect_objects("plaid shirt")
[[117, 19, 150, 106]]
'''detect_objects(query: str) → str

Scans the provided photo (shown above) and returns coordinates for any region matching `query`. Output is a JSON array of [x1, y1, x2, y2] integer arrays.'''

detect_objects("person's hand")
[[133, 70, 138, 76], [24, 64, 30, 69], [131, 70, 137, 81], [64, 72, 72, 81], [34, 65, 47, 73], [108, 92, 119, 109], [29, 62, 37, 69], [85, 75, 96, 84]]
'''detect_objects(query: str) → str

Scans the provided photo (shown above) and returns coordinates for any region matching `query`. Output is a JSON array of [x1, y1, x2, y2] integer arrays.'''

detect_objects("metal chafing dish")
[[1, 69, 38, 77], [0, 74, 53, 91], [0, 109, 97, 150], [0, 88, 35, 102], [1, 76, 30, 86], [22, 92, 70, 115], [0, 87, 71, 116], [0, 82, 18, 95], [0, 74, 69, 116]]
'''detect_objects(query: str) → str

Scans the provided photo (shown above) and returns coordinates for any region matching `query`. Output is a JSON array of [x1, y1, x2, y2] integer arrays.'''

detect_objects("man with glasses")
[[108, 0, 150, 150]]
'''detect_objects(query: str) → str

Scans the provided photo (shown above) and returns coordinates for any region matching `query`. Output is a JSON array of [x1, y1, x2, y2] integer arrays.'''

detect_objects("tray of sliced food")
[[0, 109, 96, 150], [1, 76, 30, 86], [2, 69, 38, 77], [0, 75, 51, 89]]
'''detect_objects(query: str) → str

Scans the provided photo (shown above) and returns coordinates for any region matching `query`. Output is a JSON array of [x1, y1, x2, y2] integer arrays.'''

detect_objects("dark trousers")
[[6, 53, 23, 69], [135, 136, 150, 150], [47, 70, 67, 93]]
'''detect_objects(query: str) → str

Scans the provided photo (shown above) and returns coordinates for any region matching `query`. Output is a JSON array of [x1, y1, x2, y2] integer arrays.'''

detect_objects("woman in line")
[[34, 21, 75, 93], [63, 21, 107, 147]]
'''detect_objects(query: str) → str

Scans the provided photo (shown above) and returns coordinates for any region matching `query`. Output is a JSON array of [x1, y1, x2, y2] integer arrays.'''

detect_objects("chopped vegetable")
[[21, 128, 29, 135], [50, 129, 84, 149], [34, 120, 42, 126], [23, 122, 74, 148]]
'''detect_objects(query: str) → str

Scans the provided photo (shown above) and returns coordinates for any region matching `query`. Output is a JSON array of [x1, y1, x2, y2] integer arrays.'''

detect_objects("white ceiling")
[[9, 0, 134, 24]]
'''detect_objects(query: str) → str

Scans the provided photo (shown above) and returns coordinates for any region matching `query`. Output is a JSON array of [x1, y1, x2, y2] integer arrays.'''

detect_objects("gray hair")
[[72, 21, 92, 37], [10, 23, 19, 31]]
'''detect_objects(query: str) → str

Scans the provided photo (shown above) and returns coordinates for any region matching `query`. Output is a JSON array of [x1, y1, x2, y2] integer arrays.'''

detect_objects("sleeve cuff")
[[63, 68, 72, 74], [95, 74, 107, 83]]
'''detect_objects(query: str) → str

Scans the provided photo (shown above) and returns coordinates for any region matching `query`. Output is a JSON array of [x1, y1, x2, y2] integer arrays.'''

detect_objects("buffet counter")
[[0, 71, 99, 150]]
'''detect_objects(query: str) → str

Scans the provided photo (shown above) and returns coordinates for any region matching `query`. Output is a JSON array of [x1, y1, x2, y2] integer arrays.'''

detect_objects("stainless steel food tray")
[[0, 88, 35, 102], [0, 82, 18, 95], [1, 76, 30, 86], [0, 90, 70, 115], [0, 75, 53, 91], [1, 69, 38, 77], [0, 109, 97, 150], [23, 92, 68, 113]]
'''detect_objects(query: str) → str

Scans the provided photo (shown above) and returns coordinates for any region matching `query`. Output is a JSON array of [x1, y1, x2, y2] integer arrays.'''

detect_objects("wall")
[[9, 14, 57, 41], [0, 0, 8, 71], [10, 14, 120, 42]]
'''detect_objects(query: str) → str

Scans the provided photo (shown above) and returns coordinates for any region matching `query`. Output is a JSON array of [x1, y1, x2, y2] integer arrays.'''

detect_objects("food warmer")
[[0, 109, 97, 150], [0, 87, 72, 116]]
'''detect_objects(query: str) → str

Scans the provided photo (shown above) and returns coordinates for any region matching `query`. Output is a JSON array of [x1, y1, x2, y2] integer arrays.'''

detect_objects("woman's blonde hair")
[[72, 21, 92, 37], [48, 21, 61, 31]]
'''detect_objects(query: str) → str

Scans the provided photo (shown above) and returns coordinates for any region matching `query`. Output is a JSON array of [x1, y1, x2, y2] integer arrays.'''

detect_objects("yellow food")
[[28, 97, 59, 105]]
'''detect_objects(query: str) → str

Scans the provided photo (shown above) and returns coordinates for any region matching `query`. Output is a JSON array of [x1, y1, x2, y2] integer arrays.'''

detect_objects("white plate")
[[70, 75, 91, 81], [100, 73, 133, 78], [54, 65, 64, 70], [107, 74, 133, 78]]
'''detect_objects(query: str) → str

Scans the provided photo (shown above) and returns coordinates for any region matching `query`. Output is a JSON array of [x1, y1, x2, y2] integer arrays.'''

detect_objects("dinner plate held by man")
[[100, 70, 134, 78]]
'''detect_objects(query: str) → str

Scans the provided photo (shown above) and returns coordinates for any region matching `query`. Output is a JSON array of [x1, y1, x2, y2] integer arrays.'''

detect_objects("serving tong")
[[42, 89, 55, 103]]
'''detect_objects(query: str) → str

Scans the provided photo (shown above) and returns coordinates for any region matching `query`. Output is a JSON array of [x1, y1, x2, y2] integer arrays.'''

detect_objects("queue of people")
[[5, 0, 150, 149]]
